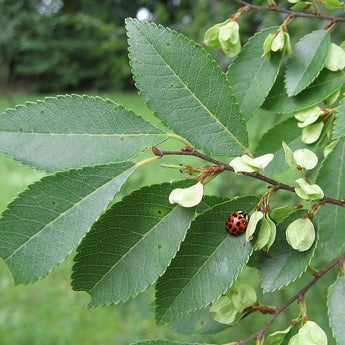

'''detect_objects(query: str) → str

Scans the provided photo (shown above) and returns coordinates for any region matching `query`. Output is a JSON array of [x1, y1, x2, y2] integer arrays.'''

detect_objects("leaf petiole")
[[135, 155, 161, 168], [167, 132, 193, 147]]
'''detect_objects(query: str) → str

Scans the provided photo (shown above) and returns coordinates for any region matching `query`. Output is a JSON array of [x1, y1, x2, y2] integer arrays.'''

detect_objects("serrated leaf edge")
[[228, 26, 281, 118], [72, 180, 197, 307], [0, 94, 167, 172], [327, 276, 345, 345], [129, 340, 210, 345], [155, 196, 257, 324], [84, 206, 193, 307], [285, 30, 330, 97], [261, 219, 318, 293], [0, 162, 135, 283], [263, 71, 345, 114], [125, 17, 248, 155]]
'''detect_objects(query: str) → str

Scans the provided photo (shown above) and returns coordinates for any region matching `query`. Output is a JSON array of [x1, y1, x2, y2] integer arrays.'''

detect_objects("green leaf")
[[228, 27, 282, 120], [169, 309, 227, 335], [0, 95, 167, 172], [285, 30, 330, 96], [72, 181, 195, 306], [280, 320, 304, 345], [333, 99, 345, 139], [316, 137, 345, 258], [263, 70, 345, 113], [0, 162, 135, 284], [130, 341, 210, 345], [328, 276, 345, 345], [255, 118, 305, 177], [126, 18, 248, 156], [155, 196, 259, 324], [270, 204, 296, 223], [259, 210, 317, 293], [196, 195, 229, 215]]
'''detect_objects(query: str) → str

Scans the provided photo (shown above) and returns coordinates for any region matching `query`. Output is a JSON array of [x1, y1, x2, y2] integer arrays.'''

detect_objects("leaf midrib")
[[5, 167, 134, 262], [289, 33, 328, 95], [134, 23, 247, 152], [333, 139, 345, 242], [268, 73, 345, 101], [88, 205, 184, 294], [0, 131, 166, 137], [241, 56, 271, 107], [158, 231, 231, 322]]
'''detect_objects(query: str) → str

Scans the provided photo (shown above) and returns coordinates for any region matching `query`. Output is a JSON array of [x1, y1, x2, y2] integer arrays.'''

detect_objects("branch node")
[[152, 146, 163, 156]]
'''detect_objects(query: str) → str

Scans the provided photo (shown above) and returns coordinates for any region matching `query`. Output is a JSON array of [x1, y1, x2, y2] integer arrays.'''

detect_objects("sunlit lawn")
[[0, 91, 336, 345]]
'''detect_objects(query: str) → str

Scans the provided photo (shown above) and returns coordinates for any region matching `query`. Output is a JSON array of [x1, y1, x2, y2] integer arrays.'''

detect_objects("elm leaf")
[[285, 30, 330, 96], [263, 70, 345, 113], [0, 162, 135, 284], [255, 118, 305, 177], [333, 99, 345, 139], [328, 276, 345, 345], [126, 18, 248, 156], [260, 210, 317, 293], [155, 196, 259, 324], [228, 26, 282, 120], [316, 137, 345, 258], [130, 341, 210, 345], [0, 95, 167, 172], [169, 309, 228, 335], [72, 181, 195, 306]]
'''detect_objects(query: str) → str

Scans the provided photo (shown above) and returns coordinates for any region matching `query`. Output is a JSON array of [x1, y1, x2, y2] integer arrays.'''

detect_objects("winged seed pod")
[[204, 19, 241, 57], [282, 143, 318, 170], [286, 218, 316, 252], [294, 106, 323, 128], [229, 154, 274, 173], [288, 321, 327, 345], [325, 43, 345, 71], [209, 279, 257, 325], [295, 178, 324, 200], [254, 214, 276, 251], [302, 122, 324, 144], [169, 182, 204, 207], [246, 210, 264, 241]]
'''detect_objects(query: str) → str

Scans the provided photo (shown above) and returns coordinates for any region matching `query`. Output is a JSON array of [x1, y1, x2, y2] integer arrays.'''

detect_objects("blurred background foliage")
[[0, 1, 342, 344], [0, 0, 237, 93]]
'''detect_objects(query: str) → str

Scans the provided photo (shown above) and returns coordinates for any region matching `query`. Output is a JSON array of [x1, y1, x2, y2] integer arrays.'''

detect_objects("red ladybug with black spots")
[[226, 211, 249, 236]]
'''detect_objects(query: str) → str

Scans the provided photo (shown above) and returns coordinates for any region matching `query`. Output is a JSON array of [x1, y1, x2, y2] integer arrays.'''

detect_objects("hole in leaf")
[[40, 110, 45, 115], [158, 244, 162, 250]]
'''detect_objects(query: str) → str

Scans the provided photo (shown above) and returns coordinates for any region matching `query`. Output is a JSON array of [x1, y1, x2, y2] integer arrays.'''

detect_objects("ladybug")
[[226, 211, 249, 236]]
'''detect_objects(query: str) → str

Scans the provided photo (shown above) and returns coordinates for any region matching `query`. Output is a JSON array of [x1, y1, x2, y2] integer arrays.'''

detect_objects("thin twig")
[[152, 147, 345, 208], [235, 0, 345, 23], [227, 251, 345, 345]]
